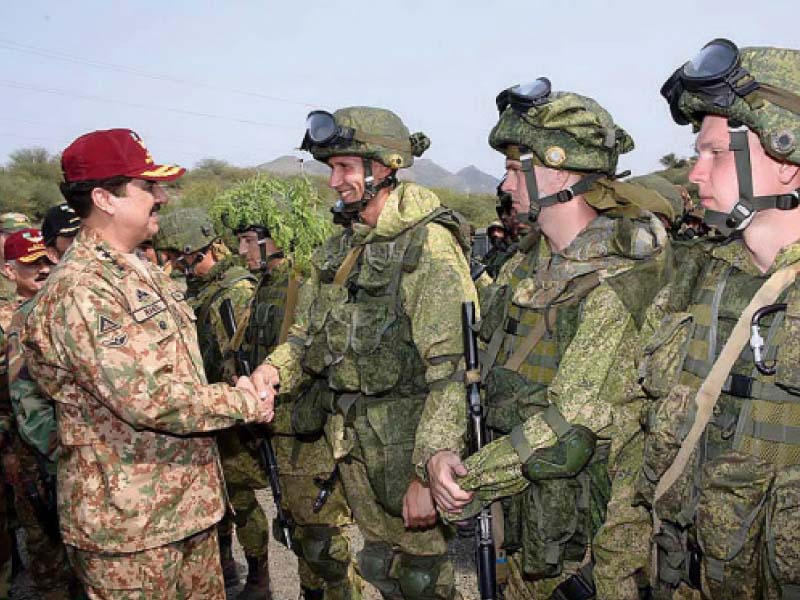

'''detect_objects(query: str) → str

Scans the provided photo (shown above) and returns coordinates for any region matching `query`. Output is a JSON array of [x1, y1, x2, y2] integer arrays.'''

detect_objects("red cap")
[[61, 128, 186, 183], [4, 229, 50, 264]]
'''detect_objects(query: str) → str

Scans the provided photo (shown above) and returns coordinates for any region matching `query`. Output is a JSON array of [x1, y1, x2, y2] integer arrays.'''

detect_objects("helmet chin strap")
[[255, 236, 284, 273], [180, 250, 205, 278], [704, 128, 800, 236], [518, 149, 605, 223]]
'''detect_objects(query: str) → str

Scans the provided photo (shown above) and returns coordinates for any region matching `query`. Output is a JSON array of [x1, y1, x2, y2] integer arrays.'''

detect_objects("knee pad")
[[357, 542, 401, 599], [298, 525, 349, 583], [396, 554, 454, 600]]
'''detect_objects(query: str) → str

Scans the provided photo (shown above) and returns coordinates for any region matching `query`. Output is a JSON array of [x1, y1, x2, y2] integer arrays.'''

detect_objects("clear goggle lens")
[[306, 111, 339, 144], [496, 77, 552, 113], [682, 38, 739, 82]]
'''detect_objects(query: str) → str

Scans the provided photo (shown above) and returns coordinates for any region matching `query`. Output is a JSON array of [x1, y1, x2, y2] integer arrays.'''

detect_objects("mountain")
[[257, 155, 498, 194]]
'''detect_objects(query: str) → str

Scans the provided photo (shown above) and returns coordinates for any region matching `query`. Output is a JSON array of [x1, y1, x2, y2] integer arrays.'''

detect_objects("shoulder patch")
[[98, 315, 121, 335]]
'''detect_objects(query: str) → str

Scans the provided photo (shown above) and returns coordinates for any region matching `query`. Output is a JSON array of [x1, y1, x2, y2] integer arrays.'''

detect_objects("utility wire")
[[0, 38, 316, 108], [0, 80, 298, 130]]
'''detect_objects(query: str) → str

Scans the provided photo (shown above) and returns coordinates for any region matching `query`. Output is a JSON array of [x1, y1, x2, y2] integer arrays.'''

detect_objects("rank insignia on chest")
[[136, 289, 151, 302], [98, 315, 122, 335], [102, 333, 128, 348]]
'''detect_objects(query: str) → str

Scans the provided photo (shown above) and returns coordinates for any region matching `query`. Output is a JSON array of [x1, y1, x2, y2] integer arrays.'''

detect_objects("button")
[[159, 321, 168, 330]]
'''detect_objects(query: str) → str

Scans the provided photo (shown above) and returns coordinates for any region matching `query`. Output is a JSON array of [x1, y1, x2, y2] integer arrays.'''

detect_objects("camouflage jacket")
[[22, 226, 266, 552], [0, 273, 16, 304], [186, 255, 256, 384], [268, 182, 479, 473], [0, 295, 24, 440], [455, 213, 671, 505]]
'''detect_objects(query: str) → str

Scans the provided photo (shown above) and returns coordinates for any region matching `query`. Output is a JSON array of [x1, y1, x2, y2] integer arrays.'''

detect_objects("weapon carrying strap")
[[651, 263, 800, 578], [333, 246, 363, 285], [278, 274, 301, 345]]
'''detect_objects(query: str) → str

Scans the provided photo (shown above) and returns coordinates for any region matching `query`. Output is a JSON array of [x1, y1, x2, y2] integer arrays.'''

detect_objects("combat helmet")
[[662, 39, 800, 235], [300, 106, 431, 223], [152, 207, 218, 255], [210, 175, 331, 274], [489, 77, 634, 221]]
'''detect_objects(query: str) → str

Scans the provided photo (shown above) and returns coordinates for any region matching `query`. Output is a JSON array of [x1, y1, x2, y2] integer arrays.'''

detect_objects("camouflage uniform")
[[637, 44, 800, 600], [433, 90, 673, 600], [5, 298, 83, 599], [0, 212, 32, 303], [21, 226, 268, 598]]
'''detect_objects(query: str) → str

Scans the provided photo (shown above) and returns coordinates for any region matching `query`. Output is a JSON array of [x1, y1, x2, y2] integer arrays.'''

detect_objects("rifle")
[[219, 298, 293, 550], [312, 465, 339, 514], [462, 301, 498, 600]]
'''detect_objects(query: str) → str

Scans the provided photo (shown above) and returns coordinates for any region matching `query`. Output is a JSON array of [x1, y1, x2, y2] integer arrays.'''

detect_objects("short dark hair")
[[59, 176, 131, 218]]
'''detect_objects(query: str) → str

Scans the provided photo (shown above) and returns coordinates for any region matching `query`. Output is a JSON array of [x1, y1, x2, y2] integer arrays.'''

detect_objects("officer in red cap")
[[20, 129, 277, 599]]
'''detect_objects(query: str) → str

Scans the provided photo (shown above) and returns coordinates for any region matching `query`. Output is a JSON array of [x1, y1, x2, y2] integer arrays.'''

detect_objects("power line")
[[0, 80, 299, 130], [0, 38, 317, 108]]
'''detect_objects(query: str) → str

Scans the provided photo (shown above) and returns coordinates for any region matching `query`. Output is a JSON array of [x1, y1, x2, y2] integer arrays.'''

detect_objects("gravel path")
[[10, 491, 480, 600]]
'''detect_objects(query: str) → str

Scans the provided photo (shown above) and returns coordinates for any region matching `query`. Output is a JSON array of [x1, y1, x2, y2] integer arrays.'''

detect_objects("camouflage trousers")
[[274, 433, 361, 600], [12, 474, 82, 599], [217, 428, 269, 559], [338, 454, 454, 600], [67, 527, 224, 600]]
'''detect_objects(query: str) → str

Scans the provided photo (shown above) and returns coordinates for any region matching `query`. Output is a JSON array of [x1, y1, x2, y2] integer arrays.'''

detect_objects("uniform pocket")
[[639, 312, 694, 399], [354, 396, 425, 517], [696, 452, 774, 600], [764, 464, 800, 592]]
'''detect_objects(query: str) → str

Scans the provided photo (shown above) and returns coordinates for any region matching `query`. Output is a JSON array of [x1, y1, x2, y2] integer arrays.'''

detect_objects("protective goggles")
[[661, 38, 759, 125], [495, 78, 551, 114], [300, 111, 356, 149]]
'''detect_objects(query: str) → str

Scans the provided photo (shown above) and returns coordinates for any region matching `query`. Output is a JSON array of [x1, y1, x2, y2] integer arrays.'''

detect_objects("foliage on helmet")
[[152, 207, 218, 254], [307, 106, 430, 169], [209, 175, 332, 274], [488, 91, 634, 175], [676, 46, 800, 166]]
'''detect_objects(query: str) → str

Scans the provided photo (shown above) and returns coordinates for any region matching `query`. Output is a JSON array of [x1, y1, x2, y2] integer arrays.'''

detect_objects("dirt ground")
[[10, 490, 480, 600]]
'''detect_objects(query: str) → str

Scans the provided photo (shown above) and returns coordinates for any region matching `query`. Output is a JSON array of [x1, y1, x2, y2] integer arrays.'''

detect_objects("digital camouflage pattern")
[[5, 298, 81, 599], [21, 226, 267, 554], [448, 211, 670, 600], [305, 106, 430, 170], [489, 92, 634, 174], [638, 238, 800, 599], [210, 175, 333, 274], [268, 182, 478, 600], [68, 527, 224, 599], [675, 46, 800, 166], [0, 213, 31, 233], [152, 207, 218, 255]]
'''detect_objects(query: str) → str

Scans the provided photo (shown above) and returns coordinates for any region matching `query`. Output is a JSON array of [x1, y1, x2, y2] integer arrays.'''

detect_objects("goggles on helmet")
[[661, 38, 760, 125], [301, 111, 356, 149], [495, 78, 552, 114]]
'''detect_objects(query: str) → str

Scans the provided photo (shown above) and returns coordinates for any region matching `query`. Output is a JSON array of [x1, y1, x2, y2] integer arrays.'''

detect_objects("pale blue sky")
[[0, 1, 797, 179]]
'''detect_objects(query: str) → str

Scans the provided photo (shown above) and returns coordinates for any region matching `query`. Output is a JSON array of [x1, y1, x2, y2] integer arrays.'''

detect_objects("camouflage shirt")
[[0, 295, 24, 440], [22, 226, 266, 552]]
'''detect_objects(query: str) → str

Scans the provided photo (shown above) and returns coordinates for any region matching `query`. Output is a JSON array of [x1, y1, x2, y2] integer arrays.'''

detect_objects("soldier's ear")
[[91, 187, 117, 216], [777, 161, 800, 187], [2, 262, 16, 281]]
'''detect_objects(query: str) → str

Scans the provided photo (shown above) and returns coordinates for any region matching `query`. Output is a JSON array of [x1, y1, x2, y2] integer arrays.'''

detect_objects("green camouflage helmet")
[[209, 175, 332, 273], [304, 106, 430, 169], [0, 212, 32, 233], [152, 207, 218, 254], [674, 46, 800, 166], [489, 91, 634, 175]]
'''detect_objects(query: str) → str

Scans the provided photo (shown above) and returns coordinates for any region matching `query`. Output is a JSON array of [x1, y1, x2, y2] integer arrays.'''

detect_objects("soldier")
[[20, 128, 276, 599], [0, 213, 32, 302], [211, 175, 361, 600], [636, 40, 800, 600], [425, 79, 671, 600], [41, 203, 80, 261], [154, 207, 273, 600], [0, 229, 83, 599], [483, 221, 513, 279], [250, 107, 478, 600]]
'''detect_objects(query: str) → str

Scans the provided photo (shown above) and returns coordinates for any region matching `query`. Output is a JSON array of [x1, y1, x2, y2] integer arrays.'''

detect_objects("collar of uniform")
[[72, 226, 129, 279], [361, 182, 442, 245], [711, 238, 800, 276]]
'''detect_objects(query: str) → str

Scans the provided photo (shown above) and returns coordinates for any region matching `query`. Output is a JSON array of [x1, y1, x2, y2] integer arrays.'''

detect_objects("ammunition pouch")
[[352, 395, 426, 517], [293, 380, 336, 436], [484, 366, 548, 434]]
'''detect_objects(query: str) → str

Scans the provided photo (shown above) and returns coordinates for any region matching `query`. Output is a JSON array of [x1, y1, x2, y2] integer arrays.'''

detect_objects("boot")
[[219, 534, 241, 588], [237, 554, 272, 600]]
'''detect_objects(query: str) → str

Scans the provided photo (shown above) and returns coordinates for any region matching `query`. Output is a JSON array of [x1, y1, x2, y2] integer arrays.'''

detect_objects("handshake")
[[233, 363, 281, 424]]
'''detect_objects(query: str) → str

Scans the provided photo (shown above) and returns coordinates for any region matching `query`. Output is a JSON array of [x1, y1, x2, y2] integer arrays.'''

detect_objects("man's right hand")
[[250, 363, 280, 401], [235, 375, 274, 423], [427, 450, 473, 514]]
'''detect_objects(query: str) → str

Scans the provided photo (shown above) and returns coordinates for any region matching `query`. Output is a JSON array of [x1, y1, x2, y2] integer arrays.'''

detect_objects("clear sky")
[[0, 0, 797, 179]]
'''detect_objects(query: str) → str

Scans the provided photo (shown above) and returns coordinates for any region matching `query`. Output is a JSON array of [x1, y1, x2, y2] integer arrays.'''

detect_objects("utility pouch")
[[764, 464, 800, 597], [353, 395, 426, 517], [484, 366, 547, 434], [696, 452, 774, 600]]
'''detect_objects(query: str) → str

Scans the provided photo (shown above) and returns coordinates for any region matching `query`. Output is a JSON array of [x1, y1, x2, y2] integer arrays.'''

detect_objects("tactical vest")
[[193, 265, 256, 384], [639, 254, 800, 599], [302, 207, 468, 517], [243, 270, 289, 368]]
